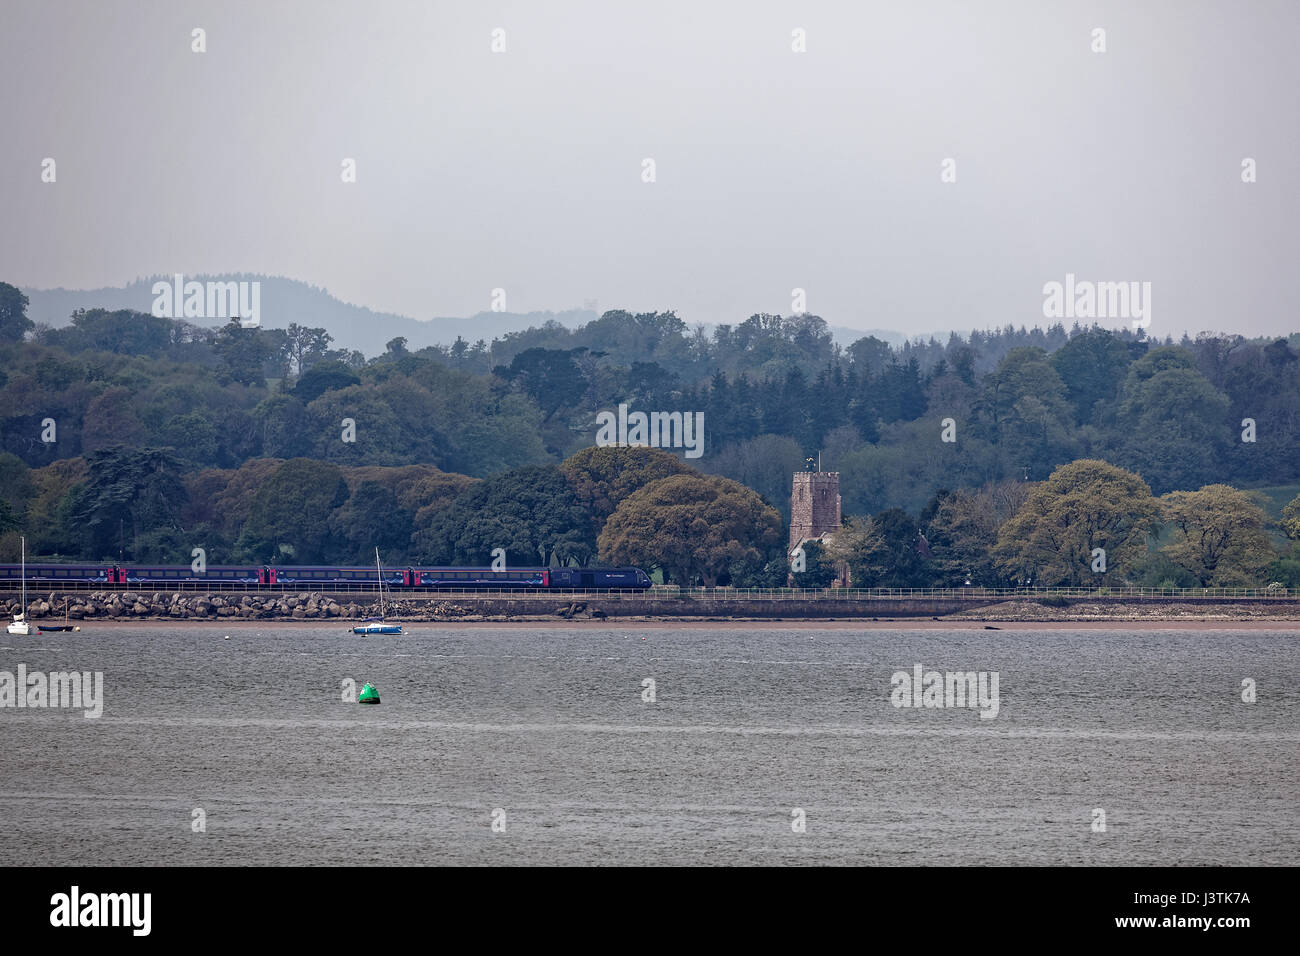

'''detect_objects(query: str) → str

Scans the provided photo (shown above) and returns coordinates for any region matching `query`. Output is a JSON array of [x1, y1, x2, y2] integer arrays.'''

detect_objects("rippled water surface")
[[1, 625, 1296, 865]]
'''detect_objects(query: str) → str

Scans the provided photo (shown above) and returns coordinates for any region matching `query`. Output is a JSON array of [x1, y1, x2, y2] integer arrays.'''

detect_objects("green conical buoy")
[[358, 682, 381, 705]]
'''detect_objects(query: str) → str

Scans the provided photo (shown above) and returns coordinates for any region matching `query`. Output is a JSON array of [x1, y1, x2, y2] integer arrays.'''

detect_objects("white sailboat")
[[7, 535, 32, 636], [352, 548, 403, 635]]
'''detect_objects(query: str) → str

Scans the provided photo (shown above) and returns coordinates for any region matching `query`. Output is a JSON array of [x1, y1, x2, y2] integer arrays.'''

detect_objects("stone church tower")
[[789, 469, 842, 552]]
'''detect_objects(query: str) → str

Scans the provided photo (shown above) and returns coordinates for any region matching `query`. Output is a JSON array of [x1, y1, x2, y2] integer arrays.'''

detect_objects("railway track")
[[0, 583, 1294, 600]]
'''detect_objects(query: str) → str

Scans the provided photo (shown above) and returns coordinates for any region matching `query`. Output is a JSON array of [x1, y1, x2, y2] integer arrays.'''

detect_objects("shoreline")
[[8, 592, 1298, 630], [26, 616, 1300, 631]]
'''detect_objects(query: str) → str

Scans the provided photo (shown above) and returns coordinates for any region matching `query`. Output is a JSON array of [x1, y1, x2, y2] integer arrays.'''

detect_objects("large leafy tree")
[[1220, 338, 1300, 485], [330, 480, 416, 563], [827, 508, 929, 588], [1267, 491, 1300, 587], [1048, 327, 1133, 424], [560, 445, 693, 531], [157, 411, 220, 466], [0, 282, 34, 341], [252, 393, 313, 458], [64, 446, 188, 560], [790, 538, 839, 588], [846, 335, 894, 377], [282, 323, 334, 376], [214, 319, 272, 387], [184, 459, 285, 539], [599, 473, 781, 586], [305, 386, 409, 466], [293, 360, 360, 403], [835, 417, 1002, 518], [993, 459, 1160, 586], [362, 359, 547, 477], [0, 500, 19, 535], [80, 386, 148, 453], [239, 458, 349, 563], [49, 308, 178, 357], [974, 347, 1079, 479], [1159, 485, 1274, 586], [924, 481, 1031, 587], [492, 347, 588, 422], [444, 393, 550, 477], [1281, 492, 1300, 542], [422, 464, 596, 567], [0, 452, 35, 515], [16, 458, 89, 557], [408, 472, 480, 559], [1107, 347, 1231, 494]]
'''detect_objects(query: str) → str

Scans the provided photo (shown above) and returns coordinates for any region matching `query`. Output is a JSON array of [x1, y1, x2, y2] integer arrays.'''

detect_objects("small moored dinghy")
[[39, 599, 80, 633]]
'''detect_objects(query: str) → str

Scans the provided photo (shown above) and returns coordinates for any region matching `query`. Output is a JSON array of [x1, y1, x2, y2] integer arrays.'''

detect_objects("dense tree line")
[[1, 441, 1296, 589], [1, 279, 1298, 586]]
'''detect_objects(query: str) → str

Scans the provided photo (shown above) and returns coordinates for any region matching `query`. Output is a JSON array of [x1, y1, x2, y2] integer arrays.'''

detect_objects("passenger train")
[[0, 563, 652, 590]]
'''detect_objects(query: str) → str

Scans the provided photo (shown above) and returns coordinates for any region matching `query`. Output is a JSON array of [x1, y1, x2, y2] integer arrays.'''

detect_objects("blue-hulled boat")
[[353, 619, 402, 635], [352, 548, 403, 635]]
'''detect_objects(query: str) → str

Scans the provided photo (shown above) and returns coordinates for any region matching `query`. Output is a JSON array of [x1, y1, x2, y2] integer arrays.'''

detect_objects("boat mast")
[[19, 535, 26, 619], [375, 547, 385, 619]]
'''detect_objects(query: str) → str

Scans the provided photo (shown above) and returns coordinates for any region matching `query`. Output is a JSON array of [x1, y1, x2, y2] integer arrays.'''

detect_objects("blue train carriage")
[[0, 563, 651, 589], [408, 567, 651, 589], [274, 566, 405, 586], [0, 563, 116, 584], [415, 567, 549, 589], [546, 567, 652, 590], [121, 565, 265, 585]]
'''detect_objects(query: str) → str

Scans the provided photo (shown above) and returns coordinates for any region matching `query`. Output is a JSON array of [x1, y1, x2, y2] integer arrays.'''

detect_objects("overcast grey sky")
[[2, 0, 1296, 338]]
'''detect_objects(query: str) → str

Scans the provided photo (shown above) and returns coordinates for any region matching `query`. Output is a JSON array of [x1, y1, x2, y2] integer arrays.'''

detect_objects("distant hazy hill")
[[21, 275, 600, 357], [20, 274, 916, 356]]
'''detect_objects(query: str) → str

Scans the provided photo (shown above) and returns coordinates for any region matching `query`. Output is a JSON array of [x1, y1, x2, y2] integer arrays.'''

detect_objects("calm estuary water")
[[1, 625, 1296, 865]]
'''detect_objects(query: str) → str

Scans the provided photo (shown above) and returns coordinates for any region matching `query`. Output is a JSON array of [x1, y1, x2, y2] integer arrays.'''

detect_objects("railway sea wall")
[[3, 587, 1298, 622]]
